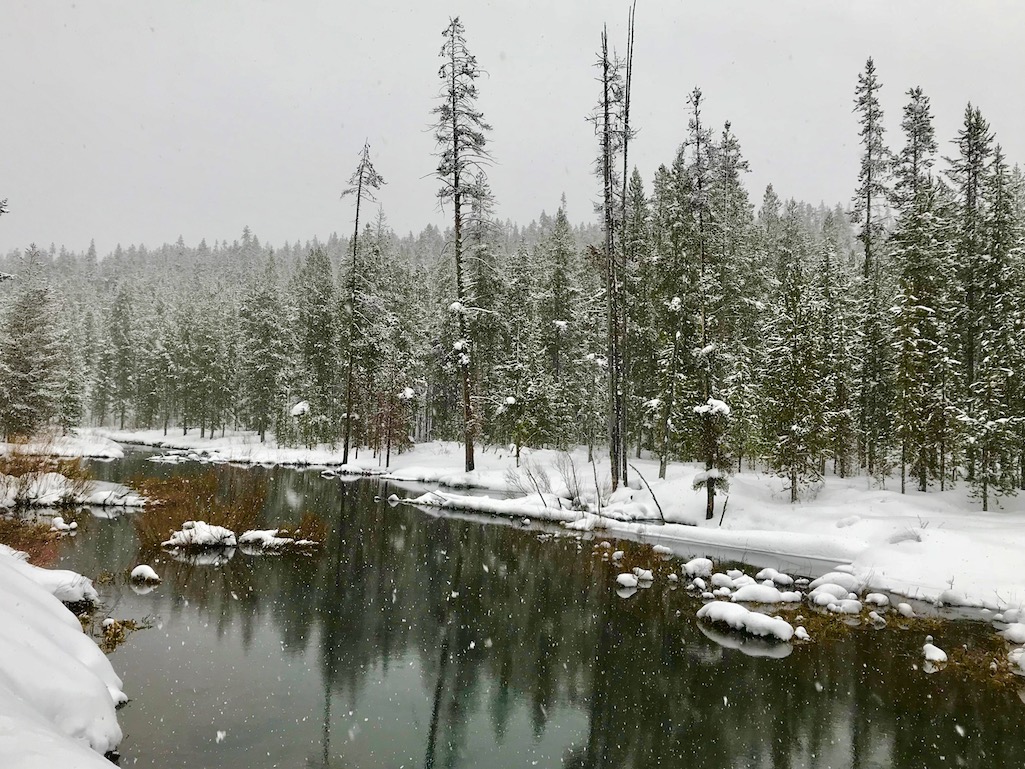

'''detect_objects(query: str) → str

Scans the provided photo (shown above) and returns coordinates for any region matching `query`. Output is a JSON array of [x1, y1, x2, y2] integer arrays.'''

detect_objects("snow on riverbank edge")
[[79, 428, 1025, 612], [0, 546, 125, 768]]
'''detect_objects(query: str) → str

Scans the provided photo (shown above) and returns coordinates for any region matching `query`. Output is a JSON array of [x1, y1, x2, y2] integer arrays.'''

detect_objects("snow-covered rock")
[[684, 557, 713, 578], [731, 583, 784, 604], [162, 520, 237, 549], [923, 635, 947, 663], [616, 573, 638, 588], [50, 515, 77, 532], [809, 571, 863, 594], [130, 564, 160, 582], [897, 602, 916, 618], [697, 601, 794, 642], [631, 567, 653, 582], [865, 593, 890, 607], [710, 572, 734, 589]]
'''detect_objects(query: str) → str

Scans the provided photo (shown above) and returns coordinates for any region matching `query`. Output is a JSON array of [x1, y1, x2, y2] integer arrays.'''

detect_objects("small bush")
[[131, 469, 266, 550]]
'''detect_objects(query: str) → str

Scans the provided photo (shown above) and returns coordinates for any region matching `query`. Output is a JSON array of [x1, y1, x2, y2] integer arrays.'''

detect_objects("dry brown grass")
[[0, 515, 59, 564], [131, 469, 267, 550], [280, 511, 328, 545]]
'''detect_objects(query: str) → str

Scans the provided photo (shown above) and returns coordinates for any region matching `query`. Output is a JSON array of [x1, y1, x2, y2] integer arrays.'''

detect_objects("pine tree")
[[966, 145, 1021, 509], [851, 57, 892, 476], [239, 255, 289, 442], [433, 16, 492, 473], [761, 204, 826, 501], [947, 104, 994, 482], [890, 87, 949, 492], [292, 247, 339, 444], [0, 247, 64, 439], [340, 141, 385, 463]]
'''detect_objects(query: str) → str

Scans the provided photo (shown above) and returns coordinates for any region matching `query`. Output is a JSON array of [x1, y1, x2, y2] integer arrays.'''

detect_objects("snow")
[[684, 557, 713, 578], [130, 564, 160, 582], [1, 430, 124, 460], [693, 397, 731, 417], [290, 400, 310, 417], [49, 516, 77, 532], [696, 601, 795, 642], [162, 520, 237, 549], [0, 548, 125, 766]]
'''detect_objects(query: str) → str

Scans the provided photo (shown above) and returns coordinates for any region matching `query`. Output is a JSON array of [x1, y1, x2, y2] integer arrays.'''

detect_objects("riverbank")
[[78, 427, 1025, 613]]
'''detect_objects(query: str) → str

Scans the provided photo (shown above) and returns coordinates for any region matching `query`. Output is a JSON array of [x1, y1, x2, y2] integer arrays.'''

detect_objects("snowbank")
[[0, 544, 98, 604], [1, 431, 124, 460], [0, 472, 145, 509], [0, 548, 125, 767], [87, 428, 1025, 611]]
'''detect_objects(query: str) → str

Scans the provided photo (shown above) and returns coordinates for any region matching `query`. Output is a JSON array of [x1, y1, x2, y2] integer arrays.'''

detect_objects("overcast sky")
[[2, 0, 1024, 255]]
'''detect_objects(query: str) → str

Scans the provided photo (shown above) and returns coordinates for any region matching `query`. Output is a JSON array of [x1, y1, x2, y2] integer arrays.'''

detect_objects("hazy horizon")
[[2, 0, 1024, 254]]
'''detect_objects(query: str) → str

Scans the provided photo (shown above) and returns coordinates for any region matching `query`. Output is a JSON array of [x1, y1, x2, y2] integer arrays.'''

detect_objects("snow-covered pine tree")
[[290, 247, 339, 446], [432, 16, 492, 473], [622, 170, 655, 456], [851, 57, 893, 477], [946, 104, 994, 483], [890, 87, 949, 492], [966, 145, 1021, 509], [0, 246, 64, 439], [239, 254, 290, 442], [814, 213, 857, 478], [760, 203, 826, 501], [340, 141, 385, 464]]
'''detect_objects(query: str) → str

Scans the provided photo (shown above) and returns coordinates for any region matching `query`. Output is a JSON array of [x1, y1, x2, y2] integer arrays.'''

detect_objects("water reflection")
[[58, 460, 1024, 768]]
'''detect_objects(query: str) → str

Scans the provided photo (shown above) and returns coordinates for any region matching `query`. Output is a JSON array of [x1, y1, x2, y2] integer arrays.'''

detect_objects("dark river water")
[[52, 453, 1025, 769]]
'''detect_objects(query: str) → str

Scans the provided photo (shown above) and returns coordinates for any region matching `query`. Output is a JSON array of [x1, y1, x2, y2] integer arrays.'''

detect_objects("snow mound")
[[697, 601, 794, 642], [0, 550, 125, 764], [130, 565, 160, 582], [1000, 623, 1025, 644], [616, 573, 638, 588], [809, 571, 863, 593], [684, 557, 713, 578], [50, 515, 78, 533], [865, 593, 890, 607], [162, 520, 237, 549]]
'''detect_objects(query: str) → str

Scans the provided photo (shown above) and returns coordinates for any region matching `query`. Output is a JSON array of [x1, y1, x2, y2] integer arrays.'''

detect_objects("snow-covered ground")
[[1, 432, 124, 461], [0, 545, 125, 768]]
